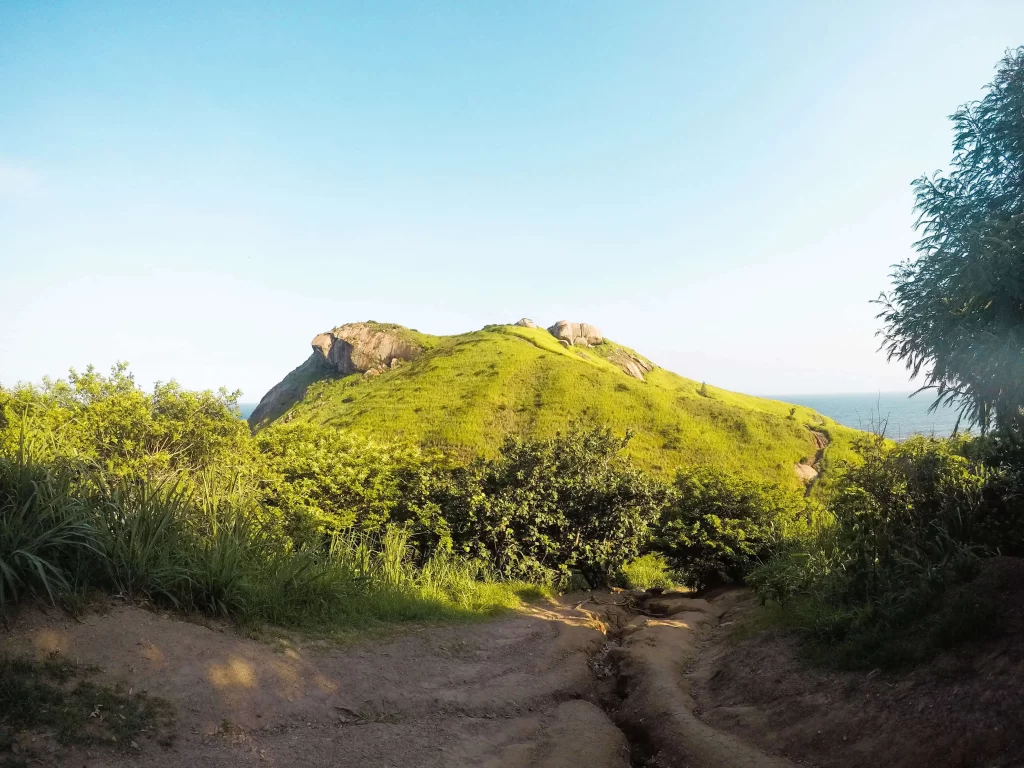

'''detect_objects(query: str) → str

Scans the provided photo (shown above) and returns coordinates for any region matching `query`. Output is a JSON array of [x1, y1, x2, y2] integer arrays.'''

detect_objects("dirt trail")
[[690, 560, 1024, 768], [0, 592, 794, 768]]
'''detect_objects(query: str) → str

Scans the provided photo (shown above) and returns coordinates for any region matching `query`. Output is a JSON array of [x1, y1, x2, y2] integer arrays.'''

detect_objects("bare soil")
[[688, 558, 1024, 768], [1, 598, 625, 768], [2, 571, 1019, 768]]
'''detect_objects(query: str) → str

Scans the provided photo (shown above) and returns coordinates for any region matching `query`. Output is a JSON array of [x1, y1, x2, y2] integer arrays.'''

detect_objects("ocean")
[[239, 392, 966, 440], [768, 392, 968, 440]]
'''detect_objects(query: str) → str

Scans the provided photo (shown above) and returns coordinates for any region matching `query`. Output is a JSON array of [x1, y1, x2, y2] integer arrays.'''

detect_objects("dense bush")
[[656, 468, 809, 590], [748, 435, 1021, 666], [0, 364, 249, 478], [828, 436, 985, 602], [253, 422, 431, 540], [0, 452, 94, 617], [439, 427, 664, 585], [249, 422, 665, 584], [966, 433, 1024, 556], [878, 47, 1024, 433], [0, 369, 673, 627], [0, 365, 841, 628]]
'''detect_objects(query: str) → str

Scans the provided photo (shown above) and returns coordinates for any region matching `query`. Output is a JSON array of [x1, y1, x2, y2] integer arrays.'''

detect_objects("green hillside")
[[252, 323, 861, 487]]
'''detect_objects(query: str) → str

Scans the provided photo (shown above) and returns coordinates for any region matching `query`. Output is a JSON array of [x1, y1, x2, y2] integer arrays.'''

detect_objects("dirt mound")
[[689, 558, 1024, 768], [0, 599, 622, 767], [587, 592, 795, 768], [0, 590, 803, 768], [7, 577, 1013, 768]]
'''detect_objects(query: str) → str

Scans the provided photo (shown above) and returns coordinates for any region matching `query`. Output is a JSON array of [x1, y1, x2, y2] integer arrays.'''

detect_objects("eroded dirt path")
[[1, 592, 795, 767], [689, 561, 1024, 768]]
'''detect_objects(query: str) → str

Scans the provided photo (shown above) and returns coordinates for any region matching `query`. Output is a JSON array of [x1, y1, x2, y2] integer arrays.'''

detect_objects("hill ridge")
[[250, 320, 860, 487]]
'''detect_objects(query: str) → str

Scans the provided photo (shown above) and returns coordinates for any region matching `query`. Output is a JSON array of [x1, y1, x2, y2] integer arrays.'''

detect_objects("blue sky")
[[2, 1, 1023, 400]]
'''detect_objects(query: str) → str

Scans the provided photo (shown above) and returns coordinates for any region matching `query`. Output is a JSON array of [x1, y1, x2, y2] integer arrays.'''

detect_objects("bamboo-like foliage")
[[878, 47, 1024, 433], [0, 433, 95, 620], [0, 442, 541, 629]]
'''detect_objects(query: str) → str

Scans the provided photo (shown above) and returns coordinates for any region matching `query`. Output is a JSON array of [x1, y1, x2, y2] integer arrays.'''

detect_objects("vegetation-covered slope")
[[253, 322, 860, 487]]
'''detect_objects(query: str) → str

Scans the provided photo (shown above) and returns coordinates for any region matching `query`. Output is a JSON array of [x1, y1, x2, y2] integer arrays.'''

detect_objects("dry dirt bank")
[[9, 580, 1017, 768], [0, 591, 794, 768], [688, 559, 1024, 768]]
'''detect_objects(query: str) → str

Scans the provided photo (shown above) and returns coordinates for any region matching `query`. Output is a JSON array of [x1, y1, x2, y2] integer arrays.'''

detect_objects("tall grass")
[[247, 527, 544, 629], [0, 448, 545, 630], [0, 447, 94, 620], [92, 478, 192, 604], [616, 553, 676, 590]]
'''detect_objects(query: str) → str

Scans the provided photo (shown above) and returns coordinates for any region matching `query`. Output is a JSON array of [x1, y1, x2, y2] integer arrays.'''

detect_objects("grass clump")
[[0, 452, 94, 621], [240, 526, 549, 630], [0, 653, 173, 755], [0, 445, 547, 632], [617, 553, 675, 591]]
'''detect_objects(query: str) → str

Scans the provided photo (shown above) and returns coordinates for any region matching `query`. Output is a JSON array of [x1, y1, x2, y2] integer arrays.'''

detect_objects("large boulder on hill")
[[515, 318, 537, 328], [247, 322, 423, 430], [548, 320, 603, 347], [311, 322, 423, 375]]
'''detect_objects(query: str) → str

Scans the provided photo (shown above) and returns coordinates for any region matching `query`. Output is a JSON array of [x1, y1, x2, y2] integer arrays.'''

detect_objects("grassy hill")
[[253, 323, 861, 487]]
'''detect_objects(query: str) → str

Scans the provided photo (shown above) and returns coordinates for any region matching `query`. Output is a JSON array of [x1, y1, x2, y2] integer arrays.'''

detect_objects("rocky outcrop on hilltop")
[[312, 322, 423, 376], [249, 318, 663, 431], [515, 318, 653, 380], [247, 318, 851, 494], [247, 322, 424, 429], [548, 320, 603, 347]]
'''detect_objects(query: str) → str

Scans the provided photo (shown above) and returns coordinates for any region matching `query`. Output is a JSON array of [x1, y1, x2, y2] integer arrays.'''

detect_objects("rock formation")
[[247, 322, 423, 429], [249, 318, 654, 432], [311, 322, 422, 375], [246, 354, 328, 430], [547, 320, 603, 347], [607, 349, 655, 381]]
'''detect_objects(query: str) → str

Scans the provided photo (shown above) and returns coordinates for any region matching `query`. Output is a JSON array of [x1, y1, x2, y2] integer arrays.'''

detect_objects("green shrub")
[[816, 435, 985, 608], [750, 435, 1001, 667], [437, 426, 665, 585], [0, 363, 248, 479], [964, 431, 1024, 556], [656, 467, 807, 590], [253, 422, 430, 540], [185, 503, 260, 618]]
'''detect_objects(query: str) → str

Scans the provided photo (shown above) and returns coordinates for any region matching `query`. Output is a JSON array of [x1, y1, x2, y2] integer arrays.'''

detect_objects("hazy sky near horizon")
[[3, 2, 1023, 400]]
